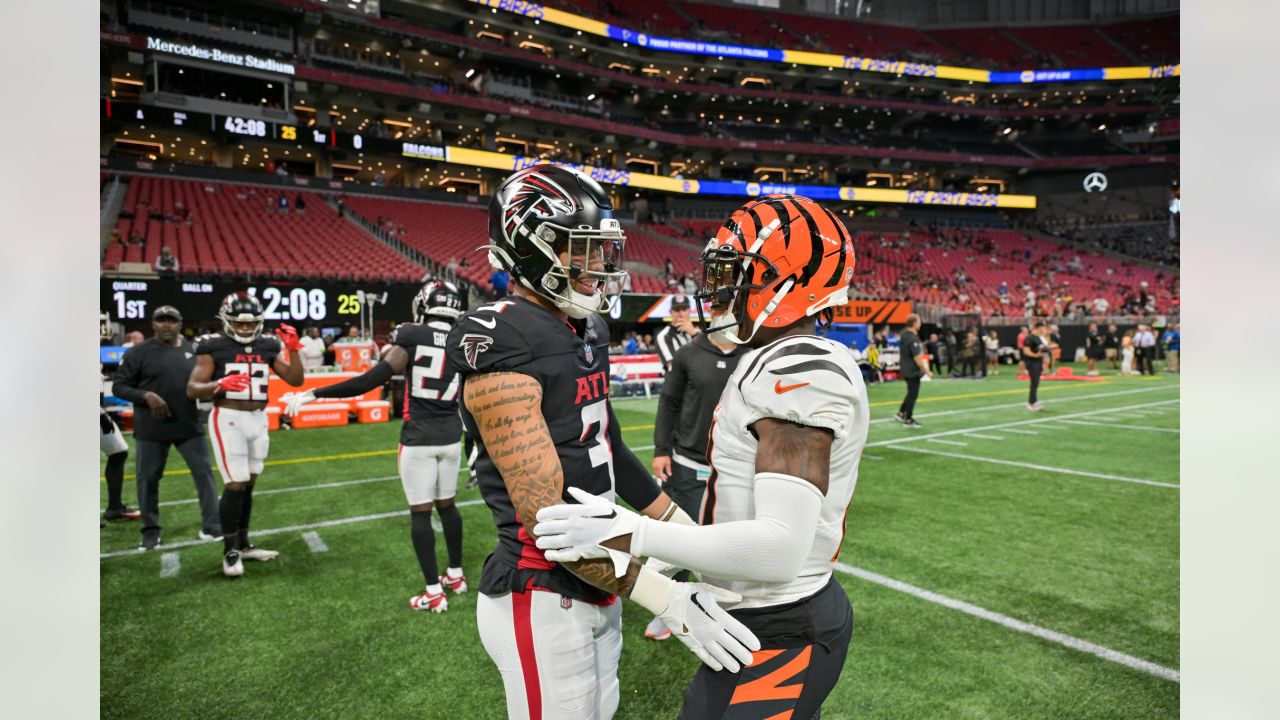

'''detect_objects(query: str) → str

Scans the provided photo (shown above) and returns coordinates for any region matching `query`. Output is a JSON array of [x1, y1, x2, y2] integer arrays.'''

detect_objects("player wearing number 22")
[[187, 292, 304, 578], [536, 194, 867, 720], [450, 165, 760, 720], [286, 280, 469, 612]]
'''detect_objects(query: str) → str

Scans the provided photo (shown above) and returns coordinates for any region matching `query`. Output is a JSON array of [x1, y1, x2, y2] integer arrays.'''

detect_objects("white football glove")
[[535, 487, 643, 575], [283, 390, 316, 417], [658, 582, 760, 673]]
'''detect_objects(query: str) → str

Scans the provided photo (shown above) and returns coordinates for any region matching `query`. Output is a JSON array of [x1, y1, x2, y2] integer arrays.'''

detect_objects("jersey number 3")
[[411, 346, 459, 401]]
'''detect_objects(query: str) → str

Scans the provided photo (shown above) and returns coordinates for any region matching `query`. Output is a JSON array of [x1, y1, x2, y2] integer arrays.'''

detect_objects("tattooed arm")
[[462, 371, 642, 595]]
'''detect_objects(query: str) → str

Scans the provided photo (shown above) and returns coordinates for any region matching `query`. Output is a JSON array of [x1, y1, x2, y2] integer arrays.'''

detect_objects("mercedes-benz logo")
[[1083, 172, 1108, 193]]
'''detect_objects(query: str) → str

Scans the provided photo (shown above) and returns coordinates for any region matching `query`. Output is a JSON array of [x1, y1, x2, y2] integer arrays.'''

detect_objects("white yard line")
[[159, 475, 399, 507], [963, 433, 1004, 440], [999, 428, 1039, 436], [100, 500, 488, 559], [862, 454, 883, 461], [159, 552, 181, 577], [302, 531, 329, 553], [867, 399, 1180, 448], [1061, 420, 1180, 434], [927, 439, 968, 447], [833, 562, 1180, 683], [886, 445, 1178, 489], [868, 385, 1178, 425]]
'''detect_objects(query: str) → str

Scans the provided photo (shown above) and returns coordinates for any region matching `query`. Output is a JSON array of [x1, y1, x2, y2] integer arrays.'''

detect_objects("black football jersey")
[[193, 333, 282, 403], [446, 295, 614, 603], [389, 320, 462, 447]]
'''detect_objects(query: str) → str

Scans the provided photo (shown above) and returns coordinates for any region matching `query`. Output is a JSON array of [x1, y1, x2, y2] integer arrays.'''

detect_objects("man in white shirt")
[[298, 326, 327, 371], [1135, 325, 1157, 375], [1092, 296, 1110, 315]]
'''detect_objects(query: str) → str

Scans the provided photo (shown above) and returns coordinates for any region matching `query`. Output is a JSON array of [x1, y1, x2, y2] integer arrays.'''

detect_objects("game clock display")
[[101, 278, 420, 328]]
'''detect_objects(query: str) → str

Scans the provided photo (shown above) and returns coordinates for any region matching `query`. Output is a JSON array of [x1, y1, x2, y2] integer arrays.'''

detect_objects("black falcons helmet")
[[486, 164, 626, 318], [412, 280, 462, 323], [219, 292, 265, 343]]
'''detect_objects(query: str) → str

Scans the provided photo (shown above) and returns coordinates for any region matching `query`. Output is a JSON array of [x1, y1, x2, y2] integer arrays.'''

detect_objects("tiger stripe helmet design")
[[696, 195, 855, 345]]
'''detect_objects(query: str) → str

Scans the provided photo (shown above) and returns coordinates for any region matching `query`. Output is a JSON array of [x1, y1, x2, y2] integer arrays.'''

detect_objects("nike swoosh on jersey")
[[774, 380, 810, 394], [471, 316, 497, 329]]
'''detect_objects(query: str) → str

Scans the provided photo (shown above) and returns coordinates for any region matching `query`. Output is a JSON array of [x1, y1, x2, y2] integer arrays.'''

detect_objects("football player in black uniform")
[[187, 292, 304, 578], [286, 280, 469, 612], [448, 165, 757, 720]]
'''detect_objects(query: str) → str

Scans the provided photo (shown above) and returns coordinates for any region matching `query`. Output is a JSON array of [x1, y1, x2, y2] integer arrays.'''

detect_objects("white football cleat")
[[645, 616, 672, 641], [223, 550, 244, 578], [239, 545, 279, 562], [441, 570, 468, 594], [409, 589, 448, 613]]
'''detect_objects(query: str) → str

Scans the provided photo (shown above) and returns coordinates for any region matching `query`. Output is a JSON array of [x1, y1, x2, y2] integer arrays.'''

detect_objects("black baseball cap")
[[152, 305, 183, 321], [670, 295, 690, 310]]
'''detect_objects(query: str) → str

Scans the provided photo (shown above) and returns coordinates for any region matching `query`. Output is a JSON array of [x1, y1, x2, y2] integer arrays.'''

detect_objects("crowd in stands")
[[1047, 221, 1180, 267]]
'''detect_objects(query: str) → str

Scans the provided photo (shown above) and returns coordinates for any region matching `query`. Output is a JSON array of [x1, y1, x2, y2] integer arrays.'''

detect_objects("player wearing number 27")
[[286, 280, 470, 612], [449, 165, 760, 720], [536, 194, 867, 719], [187, 292, 304, 578]]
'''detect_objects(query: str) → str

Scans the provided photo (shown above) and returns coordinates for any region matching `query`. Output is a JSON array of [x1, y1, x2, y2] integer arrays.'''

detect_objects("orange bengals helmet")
[[695, 195, 855, 345]]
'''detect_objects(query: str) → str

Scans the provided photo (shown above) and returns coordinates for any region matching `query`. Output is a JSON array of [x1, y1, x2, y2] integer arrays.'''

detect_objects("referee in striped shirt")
[[655, 295, 699, 371]]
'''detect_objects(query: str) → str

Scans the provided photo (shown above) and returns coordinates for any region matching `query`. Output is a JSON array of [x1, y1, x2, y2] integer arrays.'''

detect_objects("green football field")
[[100, 363, 1180, 719]]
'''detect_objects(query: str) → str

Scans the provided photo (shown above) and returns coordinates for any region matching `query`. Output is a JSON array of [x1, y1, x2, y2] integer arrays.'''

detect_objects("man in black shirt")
[[1023, 321, 1048, 411], [895, 314, 932, 428], [112, 306, 221, 550], [649, 319, 748, 639], [1085, 323, 1104, 376], [1105, 323, 1121, 370]]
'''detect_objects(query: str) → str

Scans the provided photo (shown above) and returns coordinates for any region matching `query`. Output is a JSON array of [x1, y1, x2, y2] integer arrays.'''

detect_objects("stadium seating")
[[1006, 25, 1131, 67], [103, 177, 424, 281], [849, 227, 1176, 315]]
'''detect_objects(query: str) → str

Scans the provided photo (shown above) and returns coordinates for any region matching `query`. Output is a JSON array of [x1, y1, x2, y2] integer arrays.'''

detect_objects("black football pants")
[[898, 377, 921, 419], [135, 436, 222, 542], [677, 577, 853, 720], [1027, 363, 1043, 405]]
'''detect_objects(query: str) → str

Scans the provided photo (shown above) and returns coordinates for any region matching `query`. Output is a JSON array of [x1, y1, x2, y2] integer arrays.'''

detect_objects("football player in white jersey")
[[535, 194, 866, 720]]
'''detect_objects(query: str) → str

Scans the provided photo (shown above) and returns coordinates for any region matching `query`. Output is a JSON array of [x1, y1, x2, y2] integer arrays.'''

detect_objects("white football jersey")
[[699, 334, 869, 609]]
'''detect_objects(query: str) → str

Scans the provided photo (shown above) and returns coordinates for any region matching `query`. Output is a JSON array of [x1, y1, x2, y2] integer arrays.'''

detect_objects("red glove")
[[277, 323, 303, 352], [215, 373, 251, 395]]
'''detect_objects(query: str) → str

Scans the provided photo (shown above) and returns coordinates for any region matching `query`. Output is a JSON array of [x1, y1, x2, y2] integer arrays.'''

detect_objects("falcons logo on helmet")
[[503, 173, 577, 242], [459, 334, 494, 369]]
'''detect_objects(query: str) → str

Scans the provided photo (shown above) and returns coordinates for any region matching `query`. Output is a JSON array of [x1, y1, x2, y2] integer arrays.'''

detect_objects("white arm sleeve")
[[631, 472, 822, 584]]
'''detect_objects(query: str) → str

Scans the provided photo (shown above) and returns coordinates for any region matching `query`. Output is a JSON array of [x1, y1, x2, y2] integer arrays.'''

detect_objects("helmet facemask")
[[694, 236, 782, 346], [221, 313, 263, 344], [533, 219, 627, 319]]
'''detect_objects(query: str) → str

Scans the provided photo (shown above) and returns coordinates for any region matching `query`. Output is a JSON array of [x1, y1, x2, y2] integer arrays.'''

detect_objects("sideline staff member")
[[112, 306, 222, 550], [1023, 321, 1048, 411], [895, 314, 932, 428]]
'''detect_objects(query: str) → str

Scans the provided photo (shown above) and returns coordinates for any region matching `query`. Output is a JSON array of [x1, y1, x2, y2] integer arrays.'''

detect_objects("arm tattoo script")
[[753, 417, 834, 495], [463, 372, 641, 596]]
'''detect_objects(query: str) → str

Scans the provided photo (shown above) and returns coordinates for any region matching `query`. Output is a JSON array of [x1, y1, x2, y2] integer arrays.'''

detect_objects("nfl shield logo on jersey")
[[584, 344, 594, 363]]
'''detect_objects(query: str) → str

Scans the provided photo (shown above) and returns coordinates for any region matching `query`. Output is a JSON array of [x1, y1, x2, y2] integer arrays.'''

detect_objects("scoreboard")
[[101, 278, 422, 330], [102, 100, 403, 155]]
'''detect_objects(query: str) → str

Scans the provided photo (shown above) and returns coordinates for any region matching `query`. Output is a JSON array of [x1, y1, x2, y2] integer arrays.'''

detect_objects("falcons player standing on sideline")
[[450, 165, 758, 720], [286, 280, 468, 612], [535, 194, 866, 720], [187, 292, 304, 578]]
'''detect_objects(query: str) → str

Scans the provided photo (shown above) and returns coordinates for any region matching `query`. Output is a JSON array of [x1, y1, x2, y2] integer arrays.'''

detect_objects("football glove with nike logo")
[[535, 486, 642, 575]]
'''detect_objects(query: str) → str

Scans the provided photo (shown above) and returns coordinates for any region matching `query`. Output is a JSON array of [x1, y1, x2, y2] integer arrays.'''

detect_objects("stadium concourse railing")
[[254, 0, 1166, 124], [290, 63, 1171, 171]]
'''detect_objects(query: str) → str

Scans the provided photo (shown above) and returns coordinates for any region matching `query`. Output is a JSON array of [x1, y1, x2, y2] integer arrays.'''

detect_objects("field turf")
[[100, 362, 1179, 719]]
